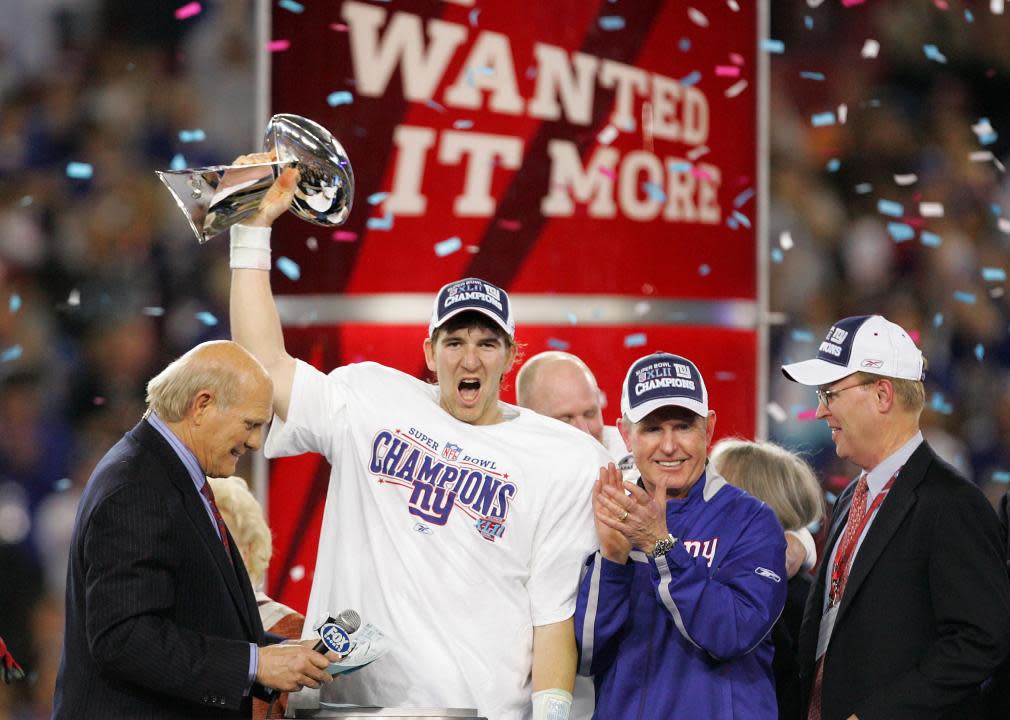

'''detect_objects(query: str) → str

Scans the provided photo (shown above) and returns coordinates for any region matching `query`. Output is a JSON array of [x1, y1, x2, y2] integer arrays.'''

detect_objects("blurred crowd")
[[0, 1, 1008, 717]]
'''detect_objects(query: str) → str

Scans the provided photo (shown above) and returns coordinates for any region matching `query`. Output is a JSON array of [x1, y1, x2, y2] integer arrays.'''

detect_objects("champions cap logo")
[[430, 277, 514, 339], [815, 316, 869, 367], [621, 352, 708, 422]]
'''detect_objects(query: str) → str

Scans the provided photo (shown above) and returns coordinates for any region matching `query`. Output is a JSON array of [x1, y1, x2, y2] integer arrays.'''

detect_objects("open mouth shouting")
[[458, 378, 482, 406]]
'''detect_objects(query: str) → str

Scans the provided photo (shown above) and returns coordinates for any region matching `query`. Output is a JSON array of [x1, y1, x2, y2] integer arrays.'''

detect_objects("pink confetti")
[[715, 65, 741, 77], [796, 409, 819, 421], [267, 39, 291, 52], [332, 230, 358, 242], [175, 2, 202, 20], [842, 0, 866, 5], [730, 53, 745, 65], [497, 219, 521, 231], [599, 167, 618, 180], [933, 0, 949, 8], [330, 23, 349, 31], [908, 329, 921, 343], [691, 166, 712, 181]]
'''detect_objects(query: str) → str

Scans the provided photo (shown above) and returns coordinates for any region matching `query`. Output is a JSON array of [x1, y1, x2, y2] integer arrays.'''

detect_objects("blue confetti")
[[804, 15, 813, 30], [923, 44, 947, 63], [278, 0, 305, 12], [791, 329, 816, 343], [992, 203, 1002, 216], [993, 471, 1010, 484], [826, 158, 840, 172], [425, 99, 446, 113], [678, 37, 691, 52], [965, 9, 974, 22], [476, 66, 495, 76], [566, 313, 578, 325], [933, 313, 944, 327], [367, 192, 389, 205], [178, 128, 206, 143], [811, 112, 836, 127], [468, 8, 480, 26], [623, 333, 647, 348], [887, 222, 915, 242], [667, 160, 693, 173], [679, 71, 701, 87], [367, 212, 394, 231], [760, 38, 785, 54], [930, 392, 954, 415], [732, 210, 752, 228], [854, 183, 874, 194], [1, 344, 23, 362], [727, 216, 739, 230], [824, 492, 838, 505], [714, 371, 737, 381], [453, 119, 474, 130], [276, 256, 301, 281], [434, 236, 462, 257], [733, 188, 755, 208], [642, 182, 666, 203], [975, 343, 985, 361], [953, 291, 976, 305], [9, 294, 21, 313], [53, 477, 73, 492], [982, 267, 1007, 282], [66, 162, 93, 179], [327, 91, 354, 107], [599, 15, 626, 31], [771, 248, 784, 263], [546, 338, 570, 351], [877, 199, 904, 217], [920, 231, 942, 247], [698, 264, 711, 276], [170, 153, 187, 170], [800, 71, 825, 81], [196, 312, 218, 326]]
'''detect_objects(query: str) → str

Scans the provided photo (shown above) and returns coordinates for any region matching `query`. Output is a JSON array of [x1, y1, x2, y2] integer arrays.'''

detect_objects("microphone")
[[263, 609, 360, 712], [313, 609, 361, 656]]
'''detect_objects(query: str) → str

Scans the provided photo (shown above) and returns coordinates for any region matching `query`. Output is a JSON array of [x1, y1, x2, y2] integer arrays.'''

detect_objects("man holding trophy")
[[200, 117, 609, 720]]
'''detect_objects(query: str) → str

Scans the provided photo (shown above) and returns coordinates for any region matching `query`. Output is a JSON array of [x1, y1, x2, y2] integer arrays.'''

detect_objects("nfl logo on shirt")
[[443, 443, 462, 461]]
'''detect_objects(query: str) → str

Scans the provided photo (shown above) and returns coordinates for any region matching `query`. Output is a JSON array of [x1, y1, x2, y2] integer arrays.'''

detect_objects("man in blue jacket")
[[575, 351, 787, 719]]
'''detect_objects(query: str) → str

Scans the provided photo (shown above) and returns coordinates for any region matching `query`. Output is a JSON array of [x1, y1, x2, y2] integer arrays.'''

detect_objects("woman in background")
[[710, 439, 824, 720]]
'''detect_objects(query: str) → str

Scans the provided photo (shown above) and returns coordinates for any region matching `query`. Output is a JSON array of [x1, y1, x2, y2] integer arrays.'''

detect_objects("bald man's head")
[[516, 351, 604, 444]]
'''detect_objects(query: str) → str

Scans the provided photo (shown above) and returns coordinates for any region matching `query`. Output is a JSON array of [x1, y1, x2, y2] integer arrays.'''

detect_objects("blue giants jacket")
[[575, 470, 788, 719]]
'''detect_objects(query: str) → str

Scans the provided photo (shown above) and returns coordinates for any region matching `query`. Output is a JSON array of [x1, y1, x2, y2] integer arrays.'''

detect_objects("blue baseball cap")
[[428, 277, 515, 339], [621, 352, 709, 422]]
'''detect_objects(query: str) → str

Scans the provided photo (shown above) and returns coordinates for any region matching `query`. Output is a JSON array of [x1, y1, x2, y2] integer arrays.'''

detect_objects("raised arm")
[[229, 159, 299, 420]]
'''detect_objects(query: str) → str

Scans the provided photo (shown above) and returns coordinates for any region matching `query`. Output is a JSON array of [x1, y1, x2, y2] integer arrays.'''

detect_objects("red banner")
[[266, 0, 761, 611]]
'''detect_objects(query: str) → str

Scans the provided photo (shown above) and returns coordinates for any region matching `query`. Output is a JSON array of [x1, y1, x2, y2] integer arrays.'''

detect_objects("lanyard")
[[828, 471, 899, 606]]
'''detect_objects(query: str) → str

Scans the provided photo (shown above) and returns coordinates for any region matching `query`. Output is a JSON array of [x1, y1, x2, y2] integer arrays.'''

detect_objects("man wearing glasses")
[[782, 314, 1010, 720]]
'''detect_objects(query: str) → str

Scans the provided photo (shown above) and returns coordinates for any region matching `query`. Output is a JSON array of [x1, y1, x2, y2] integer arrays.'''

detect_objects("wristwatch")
[[650, 534, 678, 557]]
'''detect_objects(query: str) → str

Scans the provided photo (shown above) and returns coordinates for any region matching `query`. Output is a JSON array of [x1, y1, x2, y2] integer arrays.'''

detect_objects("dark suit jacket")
[[52, 419, 267, 719], [797, 441, 1010, 720], [982, 493, 1010, 717]]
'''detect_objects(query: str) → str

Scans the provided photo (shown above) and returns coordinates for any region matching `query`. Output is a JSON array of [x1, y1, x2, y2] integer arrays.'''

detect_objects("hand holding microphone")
[[259, 609, 359, 703]]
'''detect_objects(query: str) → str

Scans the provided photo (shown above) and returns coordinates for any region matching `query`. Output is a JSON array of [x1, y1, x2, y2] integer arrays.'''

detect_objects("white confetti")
[[767, 402, 788, 423], [919, 202, 944, 217], [725, 79, 748, 98], [687, 7, 709, 26], [894, 174, 918, 185], [779, 231, 794, 250], [68, 289, 80, 306], [860, 39, 880, 58], [597, 125, 618, 146], [289, 565, 306, 582]]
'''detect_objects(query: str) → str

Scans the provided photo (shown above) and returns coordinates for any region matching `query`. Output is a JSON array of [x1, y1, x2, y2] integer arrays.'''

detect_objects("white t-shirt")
[[266, 361, 610, 720]]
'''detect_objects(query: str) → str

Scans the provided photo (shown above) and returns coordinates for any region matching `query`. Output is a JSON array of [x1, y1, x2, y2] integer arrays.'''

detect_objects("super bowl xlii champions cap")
[[428, 278, 515, 339], [781, 314, 925, 386], [621, 352, 708, 422]]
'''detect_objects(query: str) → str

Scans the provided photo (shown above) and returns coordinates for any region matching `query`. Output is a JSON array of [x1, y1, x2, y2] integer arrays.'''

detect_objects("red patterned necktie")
[[199, 481, 233, 563], [808, 475, 870, 720]]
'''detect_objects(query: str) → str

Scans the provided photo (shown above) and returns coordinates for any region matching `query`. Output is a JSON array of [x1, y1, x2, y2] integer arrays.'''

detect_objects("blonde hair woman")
[[710, 439, 824, 720]]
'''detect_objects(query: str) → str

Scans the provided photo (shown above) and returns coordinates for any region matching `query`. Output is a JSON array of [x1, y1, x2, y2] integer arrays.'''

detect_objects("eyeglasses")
[[815, 380, 877, 407]]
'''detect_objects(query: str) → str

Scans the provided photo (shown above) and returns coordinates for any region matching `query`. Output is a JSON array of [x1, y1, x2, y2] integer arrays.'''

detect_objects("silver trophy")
[[157, 114, 354, 243]]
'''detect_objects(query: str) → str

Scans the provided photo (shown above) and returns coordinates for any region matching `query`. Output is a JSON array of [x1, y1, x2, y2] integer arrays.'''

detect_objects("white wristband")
[[229, 224, 272, 270], [532, 688, 572, 720]]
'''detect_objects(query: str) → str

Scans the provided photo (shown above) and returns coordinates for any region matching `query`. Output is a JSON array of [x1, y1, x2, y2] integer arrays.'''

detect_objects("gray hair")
[[145, 341, 253, 422]]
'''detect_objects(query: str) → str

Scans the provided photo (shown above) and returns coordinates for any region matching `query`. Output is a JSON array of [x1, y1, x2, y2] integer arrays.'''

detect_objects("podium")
[[290, 708, 486, 719]]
